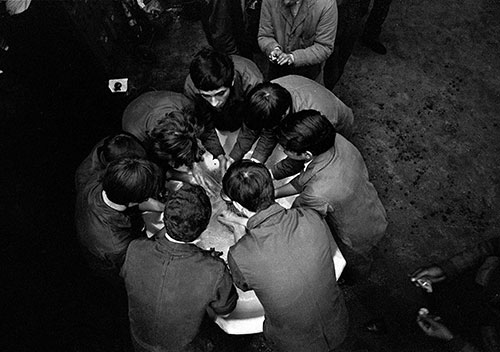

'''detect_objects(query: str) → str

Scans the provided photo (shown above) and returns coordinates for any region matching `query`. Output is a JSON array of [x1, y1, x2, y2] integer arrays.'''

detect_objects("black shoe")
[[361, 36, 387, 55]]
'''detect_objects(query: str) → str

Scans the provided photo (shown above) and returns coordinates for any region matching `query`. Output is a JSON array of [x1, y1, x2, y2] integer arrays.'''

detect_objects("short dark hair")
[[102, 158, 163, 205], [245, 82, 292, 130], [222, 160, 274, 212], [99, 133, 147, 164], [277, 110, 336, 156], [164, 183, 212, 242], [189, 47, 234, 91], [148, 109, 205, 168]]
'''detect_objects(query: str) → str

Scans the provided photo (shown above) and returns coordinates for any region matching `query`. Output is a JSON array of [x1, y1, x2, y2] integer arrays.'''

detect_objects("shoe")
[[361, 36, 387, 55]]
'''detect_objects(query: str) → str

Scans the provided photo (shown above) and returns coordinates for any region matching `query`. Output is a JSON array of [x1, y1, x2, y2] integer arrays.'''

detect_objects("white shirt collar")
[[102, 190, 127, 211], [165, 232, 201, 245]]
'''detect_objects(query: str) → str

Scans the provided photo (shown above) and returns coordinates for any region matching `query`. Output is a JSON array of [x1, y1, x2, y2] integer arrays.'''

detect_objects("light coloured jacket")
[[258, 0, 337, 66]]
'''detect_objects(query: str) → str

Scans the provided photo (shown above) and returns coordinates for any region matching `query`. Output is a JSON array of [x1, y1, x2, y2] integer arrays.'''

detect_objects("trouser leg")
[[363, 0, 392, 39], [324, 0, 364, 89]]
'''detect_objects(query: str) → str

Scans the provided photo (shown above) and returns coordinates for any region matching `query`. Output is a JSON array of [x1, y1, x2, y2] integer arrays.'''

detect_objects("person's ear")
[[303, 151, 313, 161], [233, 201, 252, 218]]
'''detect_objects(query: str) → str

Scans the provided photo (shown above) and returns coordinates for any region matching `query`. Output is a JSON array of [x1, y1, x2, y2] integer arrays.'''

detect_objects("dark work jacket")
[[75, 176, 143, 277], [122, 236, 238, 352], [184, 55, 263, 157], [200, 0, 253, 58], [228, 203, 348, 352], [75, 137, 107, 193]]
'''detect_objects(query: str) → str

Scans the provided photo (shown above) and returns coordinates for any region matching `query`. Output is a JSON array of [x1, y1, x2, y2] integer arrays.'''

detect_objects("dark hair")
[[102, 158, 163, 205], [99, 133, 147, 164], [245, 82, 292, 130], [189, 47, 234, 91], [277, 110, 336, 156], [148, 109, 205, 168], [222, 160, 274, 212], [164, 183, 212, 242]]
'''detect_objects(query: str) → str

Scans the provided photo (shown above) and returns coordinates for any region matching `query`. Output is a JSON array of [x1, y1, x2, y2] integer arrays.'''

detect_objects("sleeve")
[[446, 336, 483, 352], [439, 236, 500, 279], [251, 127, 278, 163], [200, 0, 239, 55], [271, 157, 306, 180], [332, 99, 355, 138], [200, 127, 226, 158], [229, 124, 260, 161], [227, 251, 252, 291], [291, 1, 337, 66], [292, 189, 330, 218], [209, 263, 239, 316], [257, 0, 280, 57], [183, 75, 197, 101]]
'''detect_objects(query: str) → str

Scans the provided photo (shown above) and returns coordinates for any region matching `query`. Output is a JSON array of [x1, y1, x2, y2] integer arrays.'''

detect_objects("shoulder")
[[232, 55, 262, 76]]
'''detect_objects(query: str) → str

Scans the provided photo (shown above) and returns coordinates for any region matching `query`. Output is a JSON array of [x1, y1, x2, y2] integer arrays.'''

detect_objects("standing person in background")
[[360, 0, 393, 54], [184, 47, 263, 173], [199, 0, 253, 59], [258, 0, 337, 82], [323, 0, 365, 89], [411, 236, 500, 352]]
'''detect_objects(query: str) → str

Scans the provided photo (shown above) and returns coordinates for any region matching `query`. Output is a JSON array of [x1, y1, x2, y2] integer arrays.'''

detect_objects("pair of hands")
[[269, 47, 294, 66], [411, 266, 455, 341]]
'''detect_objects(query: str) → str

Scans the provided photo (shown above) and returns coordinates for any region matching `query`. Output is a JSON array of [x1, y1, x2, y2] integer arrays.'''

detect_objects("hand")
[[138, 198, 165, 212], [410, 266, 447, 285], [276, 52, 294, 66], [417, 315, 454, 341], [218, 210, 248, 242], [217, 154, 229, 176], [190, 162, 208, 189], [269, 47, 283, 62]]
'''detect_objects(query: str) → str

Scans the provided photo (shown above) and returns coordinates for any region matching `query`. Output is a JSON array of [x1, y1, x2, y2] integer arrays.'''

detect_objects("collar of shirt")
[[165, 232, 201, 245], [102, 190, 127, 212]]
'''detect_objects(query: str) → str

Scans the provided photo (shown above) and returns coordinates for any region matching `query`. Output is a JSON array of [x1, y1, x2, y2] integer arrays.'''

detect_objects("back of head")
[[99, 133, 147, 165], [277, 110, 336, 156], [148, 109, 205, 168], [222, 160, 274, 212], [102, 158, 163, 205], [189, 47, 234, 91], [245, 82, 292, 131], [164, 183, 211, 242]]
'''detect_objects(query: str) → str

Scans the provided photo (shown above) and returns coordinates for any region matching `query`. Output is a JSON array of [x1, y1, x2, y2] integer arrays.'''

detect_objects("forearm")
[[251, 129, 277, 163], [229, 124, 260, 161], [275, 182, 299, 199], [439, 236, 500, 278]]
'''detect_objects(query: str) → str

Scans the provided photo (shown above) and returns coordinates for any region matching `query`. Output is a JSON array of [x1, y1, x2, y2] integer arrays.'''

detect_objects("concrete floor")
[[2, 0, 499, 351]]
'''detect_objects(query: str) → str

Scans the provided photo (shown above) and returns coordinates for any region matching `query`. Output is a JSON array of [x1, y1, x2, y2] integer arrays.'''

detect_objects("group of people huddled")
[[75, 43, 388, 351], [74, 1, 500, 351]]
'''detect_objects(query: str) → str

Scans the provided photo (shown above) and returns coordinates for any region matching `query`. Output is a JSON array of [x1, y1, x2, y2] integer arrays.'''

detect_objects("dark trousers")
[[324, 0, 365, 89], [362, 0, 393, 39]]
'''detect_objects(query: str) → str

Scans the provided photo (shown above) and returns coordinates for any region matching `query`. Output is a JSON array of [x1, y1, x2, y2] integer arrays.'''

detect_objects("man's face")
[[283, 0, 299, 7], [199, 86, 231, 110]]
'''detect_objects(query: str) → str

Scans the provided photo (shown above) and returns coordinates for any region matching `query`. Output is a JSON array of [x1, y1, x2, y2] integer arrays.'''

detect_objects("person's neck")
[[165, 232, 200, 245], [102, 190, 127, 211]]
